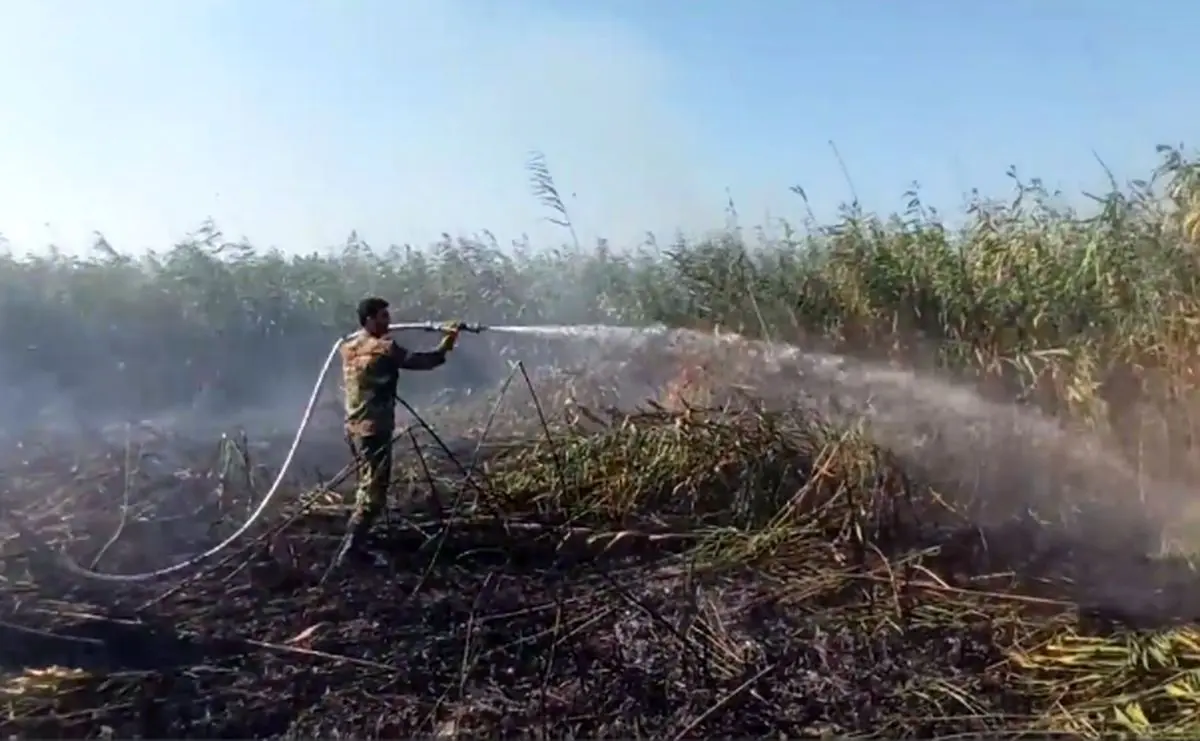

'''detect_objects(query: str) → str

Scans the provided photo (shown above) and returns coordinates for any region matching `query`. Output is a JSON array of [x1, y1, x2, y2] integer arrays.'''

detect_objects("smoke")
[[5, 297, 1197, 620], [0, 257, 1187, 589], [0, 286, 634, 455], [630, 328, 1200, 616]]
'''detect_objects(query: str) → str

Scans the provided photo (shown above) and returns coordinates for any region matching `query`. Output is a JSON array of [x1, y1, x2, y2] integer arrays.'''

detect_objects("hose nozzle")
[[437, 321, 488, 334]]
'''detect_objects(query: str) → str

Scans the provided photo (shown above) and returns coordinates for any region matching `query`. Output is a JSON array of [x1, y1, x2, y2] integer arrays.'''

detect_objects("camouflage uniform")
[[340, 329, 452, 543]]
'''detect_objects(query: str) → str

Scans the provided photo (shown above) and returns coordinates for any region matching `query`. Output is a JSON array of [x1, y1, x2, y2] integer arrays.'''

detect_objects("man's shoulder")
[[341, 331, 396, 356]]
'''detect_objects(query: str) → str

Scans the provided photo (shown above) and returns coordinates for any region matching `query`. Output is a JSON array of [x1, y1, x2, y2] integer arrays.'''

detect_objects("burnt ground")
[[3, 415, 1200, 739], [0, 504, 1067, 741]]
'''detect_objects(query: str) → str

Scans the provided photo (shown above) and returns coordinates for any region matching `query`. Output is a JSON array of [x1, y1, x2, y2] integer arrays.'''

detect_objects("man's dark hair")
[[356, 296, 389, 327]]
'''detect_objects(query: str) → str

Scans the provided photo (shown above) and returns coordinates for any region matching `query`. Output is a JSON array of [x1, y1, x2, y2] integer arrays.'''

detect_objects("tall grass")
[[2, 146, 1200, 475]]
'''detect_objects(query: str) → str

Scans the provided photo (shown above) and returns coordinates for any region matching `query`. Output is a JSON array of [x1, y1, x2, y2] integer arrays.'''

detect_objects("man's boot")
[[322, 514, 375, 582]]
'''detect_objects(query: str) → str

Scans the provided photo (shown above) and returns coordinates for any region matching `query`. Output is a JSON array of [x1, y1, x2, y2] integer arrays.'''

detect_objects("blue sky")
[[0, 0, 1194, 255]]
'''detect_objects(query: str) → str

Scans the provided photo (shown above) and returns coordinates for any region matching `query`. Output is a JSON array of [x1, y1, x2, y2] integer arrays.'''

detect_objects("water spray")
[[392, 321, 667, 341], [48, 319, 654, 582]]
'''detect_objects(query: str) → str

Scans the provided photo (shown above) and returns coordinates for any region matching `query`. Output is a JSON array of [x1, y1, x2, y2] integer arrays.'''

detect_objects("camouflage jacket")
[[340, 330, 447, 436]]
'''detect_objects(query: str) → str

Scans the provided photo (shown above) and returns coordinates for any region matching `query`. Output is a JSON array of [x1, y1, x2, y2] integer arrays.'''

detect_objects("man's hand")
[[437, 321, 463, 353]]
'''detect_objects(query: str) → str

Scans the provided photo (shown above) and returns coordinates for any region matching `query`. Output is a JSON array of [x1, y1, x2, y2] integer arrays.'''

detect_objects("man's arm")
[[389, 326, 459, 371], [390, 341, 449, 371]]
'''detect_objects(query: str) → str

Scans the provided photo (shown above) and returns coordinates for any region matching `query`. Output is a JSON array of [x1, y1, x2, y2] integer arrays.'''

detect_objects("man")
[[334, 296, 460, 567]]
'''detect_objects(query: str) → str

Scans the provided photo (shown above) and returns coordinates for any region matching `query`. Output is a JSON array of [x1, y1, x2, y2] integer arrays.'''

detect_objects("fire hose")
[[49, 320, 489, 583]]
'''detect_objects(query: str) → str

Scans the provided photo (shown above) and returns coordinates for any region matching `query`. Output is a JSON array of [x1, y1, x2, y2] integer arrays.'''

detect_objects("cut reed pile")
[[4, 357, 1200, 738]]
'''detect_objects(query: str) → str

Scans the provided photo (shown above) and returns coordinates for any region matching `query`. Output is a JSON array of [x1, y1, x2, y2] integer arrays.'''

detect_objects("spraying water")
[[486, 323, 669, 341], [504, 323, 1170, 542], [695, 330, 1163, 518], [44, 320, 1170, 583]]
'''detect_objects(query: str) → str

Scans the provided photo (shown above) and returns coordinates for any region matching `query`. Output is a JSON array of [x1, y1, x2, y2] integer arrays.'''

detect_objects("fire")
[[661, 352, 715, 411], [657, 331, 770, 412]]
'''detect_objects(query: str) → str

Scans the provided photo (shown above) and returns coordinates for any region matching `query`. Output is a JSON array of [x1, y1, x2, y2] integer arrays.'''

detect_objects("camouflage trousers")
[[347, 431, 394, 537]]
